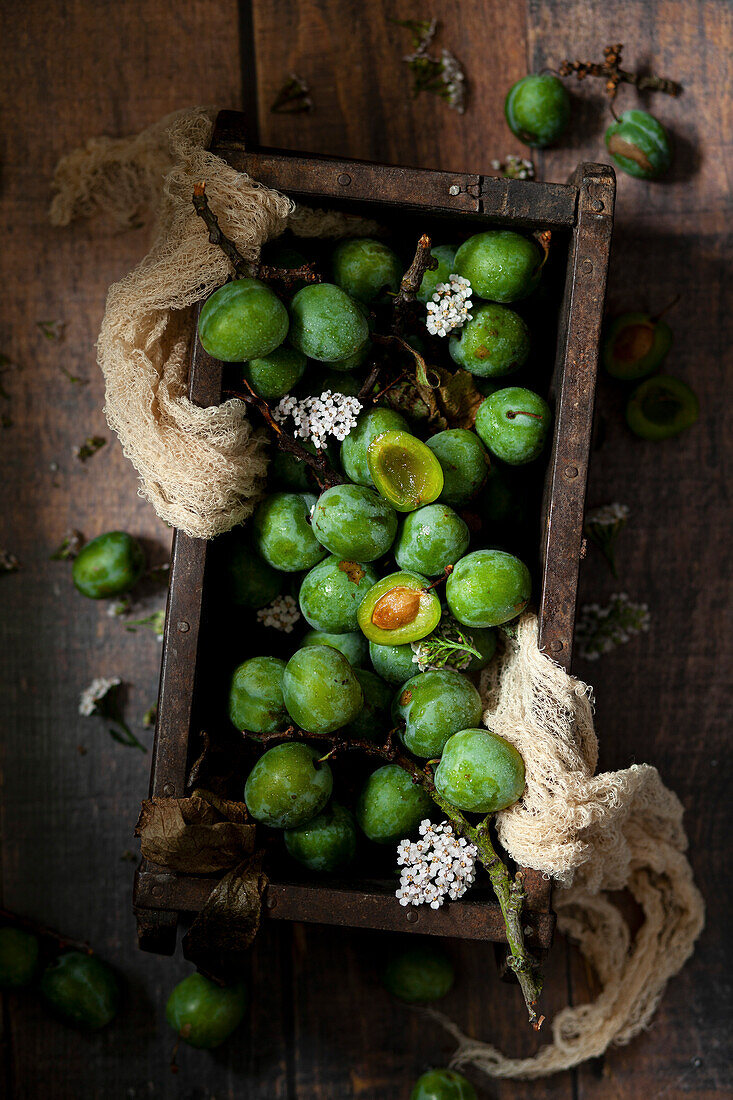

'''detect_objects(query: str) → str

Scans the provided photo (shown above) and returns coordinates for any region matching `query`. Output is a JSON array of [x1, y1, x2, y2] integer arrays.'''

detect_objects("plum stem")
[[192, 183, 321, 290], [243, 724, 545, 1029], [506, 409, 543, 421]]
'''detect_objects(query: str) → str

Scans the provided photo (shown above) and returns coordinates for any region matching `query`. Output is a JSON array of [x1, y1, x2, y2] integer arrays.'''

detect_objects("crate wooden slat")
[[134, 109, 615, 956]]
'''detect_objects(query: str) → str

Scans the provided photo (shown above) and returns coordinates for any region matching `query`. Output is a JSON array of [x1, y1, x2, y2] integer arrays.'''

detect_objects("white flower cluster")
[[396, 819, 478, 909], [79, 676, 121, 717], [273, 390, 362, 450], [576, 593, 651, 661], [256, 594, 301, 633], [425, 274, 473, 337], [585, 502, 630, 527], [491, 155, 535, 181]]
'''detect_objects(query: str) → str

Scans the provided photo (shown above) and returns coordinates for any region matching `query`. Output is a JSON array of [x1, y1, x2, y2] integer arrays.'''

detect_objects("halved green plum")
[[244, 742, 333, 827], [446, 549, 531, 628], [282, 646, 363, 733], [299, 556, 378, 634], [311, 484, 397, 561], [604, 109, 672, 180], [228, 656, 287, 733], [602, 311, 673, 380], [417, 244, 458, 304], [358, 572, 441, 646], [332, 238, 402, 303], [393, 504, 469, 577], [369, 640, 418, 684], [242, 347, 307, 399], [252, 492, 327, 572], [166, 972, 247, 1049], [284, 801, 357, 872], [625, 375, 699, 440], [341, 408, 409, 486], [343, 668, 393, 740], [198, 278, 289, 362], [434, 728, 525, 812], [356, 764, 433, 844], [449, 302, 530, 378], [0, 927, 40, 989], [426, 429, 491, 506], [302, 629, 369, 667], [475, 387, 551, 465], [393, 670, 483, 758], [288, 283, 369, 362], [40, 952, 120, 1030], [453, 231, 543, 303], [367, 430, 444, 512], [382, 944, 454, 1003]]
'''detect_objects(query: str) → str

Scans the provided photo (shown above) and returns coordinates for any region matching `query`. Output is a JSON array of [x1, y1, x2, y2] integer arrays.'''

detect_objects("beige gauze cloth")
[[50, 107, 705, 1080]]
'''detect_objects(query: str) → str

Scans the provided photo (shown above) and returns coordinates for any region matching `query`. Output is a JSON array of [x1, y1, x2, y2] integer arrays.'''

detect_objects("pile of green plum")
[[200, 227, 554, 886]]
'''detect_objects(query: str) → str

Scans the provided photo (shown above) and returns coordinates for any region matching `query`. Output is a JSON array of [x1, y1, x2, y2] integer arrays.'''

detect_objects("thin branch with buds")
[[558, 44, 682, 100]]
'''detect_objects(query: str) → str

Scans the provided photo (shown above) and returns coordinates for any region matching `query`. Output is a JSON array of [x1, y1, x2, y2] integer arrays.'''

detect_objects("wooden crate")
[[133, 109, 615, 956]]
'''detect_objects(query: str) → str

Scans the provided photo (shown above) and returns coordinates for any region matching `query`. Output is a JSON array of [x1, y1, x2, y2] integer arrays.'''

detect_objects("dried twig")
[[244, 723, 544, 1027], [222, 380, 345, 489], [192, 183, 321, 290], [270, 73, 312, 114], [558, 44, 682, 100], [0, 907, 92, 956], [393, 233, 437, 325]]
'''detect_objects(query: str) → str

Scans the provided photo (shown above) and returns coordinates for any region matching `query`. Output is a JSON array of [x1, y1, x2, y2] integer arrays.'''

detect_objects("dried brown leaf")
[[135, 794, 254, 873]]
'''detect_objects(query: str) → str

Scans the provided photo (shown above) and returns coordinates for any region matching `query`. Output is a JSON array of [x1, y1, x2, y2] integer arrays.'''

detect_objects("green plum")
[[449, 302, 530, 378], [393, 670, 483, 757], [40, 952, 119, 1030], [223, 533, 283, 608], [282, 646, 364, 733], [307, 367, 363, 394], [284, 801, 357, 872], [0, 927, 40, 989], [475, 387, 551, 465], [463, 625, 497, 672], [242, 347, 307, 399], [288, 283, 369, 362], [252, 492, 327, 572], [358, 572, 442, 646], [260, 241, 307, 268], [356, 764, 433, 844], [341, 407, 409, 486], [166, 972, 247, 1049], [198, 278, 289, 362], [446, 549, 531, 628], [605, 109, 672, 180], [394, 504, 470, 577], [382, 944, 454, 1003], [411, 1069, 477, 1100], [434, 728, 525, 812], [72, 531, 145, 599], [505, 73, 571, 147], [332, 238, 402, 302], [477, 464, 517, 525], [329, 340, 373, 373], [269, 440, 338, 491], [626, 375, 699, 440], [299, 555, 378, 634], [343, 668, 393, 740], [302, 629, 369, 667], [426, 430, 491, 506], [417, 244, 458, 304], [244, 742, 333, 827], [228, 657, 287, 732], [602, 311, 673, 380], [453, 231, 543, 303], [368, 430, 444, 512], [369, 640, 417, 684], [312, 484, 398, 562]]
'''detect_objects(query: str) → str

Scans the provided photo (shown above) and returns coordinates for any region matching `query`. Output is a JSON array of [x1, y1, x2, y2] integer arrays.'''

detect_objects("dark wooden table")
[[1, 3, 730, 1097]]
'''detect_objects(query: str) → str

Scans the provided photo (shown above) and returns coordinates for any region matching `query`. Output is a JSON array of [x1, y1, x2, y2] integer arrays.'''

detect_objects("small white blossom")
[[395, 819, 478, 909], [256, 594, 301, 633], [494, 154, 535, 181], [79, 677, 121, 717], [584, 503, 630, 576], [273, 391, 362, 450], [586, 502, 630, 527], [425, 274, 473, 337], [576, 593, 651, 661]]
